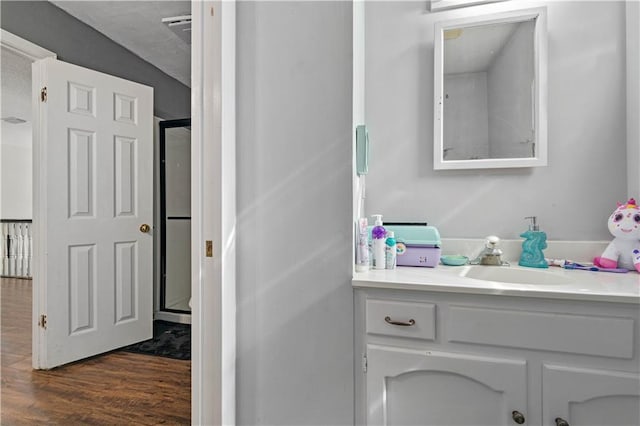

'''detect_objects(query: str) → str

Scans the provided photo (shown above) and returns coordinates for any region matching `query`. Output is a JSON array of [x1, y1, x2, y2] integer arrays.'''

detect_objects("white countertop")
[[353, 264, 640, 304]]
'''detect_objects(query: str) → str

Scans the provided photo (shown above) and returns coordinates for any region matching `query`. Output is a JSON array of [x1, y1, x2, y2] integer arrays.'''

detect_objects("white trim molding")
[[0, 29, 56, 60], [191, 1, 236, 424]]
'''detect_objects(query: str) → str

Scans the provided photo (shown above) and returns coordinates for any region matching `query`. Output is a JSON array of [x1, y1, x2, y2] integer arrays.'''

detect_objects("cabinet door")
[[366, 344, 527, 426], [543, 364, 640, 426]]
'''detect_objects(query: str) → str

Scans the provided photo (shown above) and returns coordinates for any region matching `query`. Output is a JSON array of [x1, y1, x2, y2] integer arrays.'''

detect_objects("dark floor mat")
[[122, 320, 190, 360]]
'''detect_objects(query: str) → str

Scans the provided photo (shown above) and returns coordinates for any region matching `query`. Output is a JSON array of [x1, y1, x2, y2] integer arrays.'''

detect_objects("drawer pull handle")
[[555, 418, 569, 426], [384, 316, 415, 326], [512, 411, 525, 424]]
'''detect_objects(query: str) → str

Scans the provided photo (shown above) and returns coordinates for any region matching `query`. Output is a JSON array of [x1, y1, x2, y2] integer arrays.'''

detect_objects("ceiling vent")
[[162, 14, 192, 45]]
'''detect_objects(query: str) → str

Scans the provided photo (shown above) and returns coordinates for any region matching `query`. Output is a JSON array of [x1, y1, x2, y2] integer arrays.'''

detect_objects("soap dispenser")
[[518, 216, 548, 268]]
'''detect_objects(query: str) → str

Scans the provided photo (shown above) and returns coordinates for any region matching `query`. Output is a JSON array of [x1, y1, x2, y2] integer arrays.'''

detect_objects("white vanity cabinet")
[[366, 345, 527, 426], [542, 365, 640, 426], [354, 287, 640, 426]]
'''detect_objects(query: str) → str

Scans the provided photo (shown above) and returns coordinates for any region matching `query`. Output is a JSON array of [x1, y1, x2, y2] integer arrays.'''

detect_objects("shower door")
[[160, 119, 191, 314]]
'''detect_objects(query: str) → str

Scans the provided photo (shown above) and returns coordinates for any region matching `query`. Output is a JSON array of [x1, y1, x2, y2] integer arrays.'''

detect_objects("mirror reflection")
[[433, 8, 547, 170], [443, 20, 534, 161]]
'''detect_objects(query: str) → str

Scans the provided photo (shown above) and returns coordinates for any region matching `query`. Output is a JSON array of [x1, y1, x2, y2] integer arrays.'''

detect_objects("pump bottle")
[[371, 214, 386, 270], [519, 216, 548, 268]]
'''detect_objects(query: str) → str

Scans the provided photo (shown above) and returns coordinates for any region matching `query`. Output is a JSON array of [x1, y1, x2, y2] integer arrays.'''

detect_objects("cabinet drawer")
[[366, 299, 436, 340], [448, 305, 635, 358]]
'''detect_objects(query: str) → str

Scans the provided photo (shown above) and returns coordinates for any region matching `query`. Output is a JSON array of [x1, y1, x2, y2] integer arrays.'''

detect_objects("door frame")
[[191, 1, 236, 424], [0, 29, 56, 369], [0, 29, 56, 61], [3, 0, 237, 419], [0, 30, 56, 370]]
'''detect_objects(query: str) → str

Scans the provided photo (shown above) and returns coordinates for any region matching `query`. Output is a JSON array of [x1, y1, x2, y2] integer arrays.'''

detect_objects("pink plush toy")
[[594, 198, 640, 272]]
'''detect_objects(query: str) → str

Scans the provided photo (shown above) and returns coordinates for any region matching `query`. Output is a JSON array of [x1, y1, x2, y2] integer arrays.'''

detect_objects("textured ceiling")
[[444, 21, 520, 74], [50, 0, 191, 87], [1, 1, 191, 134]]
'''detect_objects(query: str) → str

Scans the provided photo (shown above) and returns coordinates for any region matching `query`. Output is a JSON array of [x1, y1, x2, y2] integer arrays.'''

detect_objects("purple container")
[[380, 225, 442, 268], [367, 224, 442, 268], [396, 245, 442, 267]]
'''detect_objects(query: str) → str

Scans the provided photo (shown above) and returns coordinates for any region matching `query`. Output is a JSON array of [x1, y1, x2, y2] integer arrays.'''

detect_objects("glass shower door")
[[160, 119, 191, 313]]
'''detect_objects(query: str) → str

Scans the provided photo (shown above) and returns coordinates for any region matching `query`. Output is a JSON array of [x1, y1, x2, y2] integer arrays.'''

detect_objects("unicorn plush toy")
[[594, 198, 640, 272]]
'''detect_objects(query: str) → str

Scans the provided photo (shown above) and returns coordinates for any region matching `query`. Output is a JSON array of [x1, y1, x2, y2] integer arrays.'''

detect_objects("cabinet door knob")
[[384, 316, 415, 326], [555, 418, 569, 426], [512, 410, 525, 424]]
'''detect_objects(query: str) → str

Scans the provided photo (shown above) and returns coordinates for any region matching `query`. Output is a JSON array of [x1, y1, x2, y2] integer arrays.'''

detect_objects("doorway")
[[2, 1, 236, 419], [0, 30, 190, 423], [158, 118, 192, 324], [0, 32, 49, 275]]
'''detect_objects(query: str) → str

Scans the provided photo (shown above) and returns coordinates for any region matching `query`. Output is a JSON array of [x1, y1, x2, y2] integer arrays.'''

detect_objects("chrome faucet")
[[471, 236, 509, 266]]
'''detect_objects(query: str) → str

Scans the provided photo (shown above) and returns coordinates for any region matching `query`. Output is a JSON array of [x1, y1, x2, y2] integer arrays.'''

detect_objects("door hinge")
[[362, 353, 368, 373], [38, 314, 47, 329], [40, 87, 47, 102], [206, 240, 213, 257]]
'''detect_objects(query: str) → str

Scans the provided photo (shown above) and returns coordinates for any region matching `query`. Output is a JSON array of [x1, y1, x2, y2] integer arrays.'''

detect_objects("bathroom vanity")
[[353, 0, 640, 423], [353, 266, 640, 426]]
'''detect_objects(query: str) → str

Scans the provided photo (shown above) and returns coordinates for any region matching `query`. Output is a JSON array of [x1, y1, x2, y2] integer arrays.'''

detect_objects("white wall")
[[1, 123, 32, 219], [1, 43, 33, 220], [164, 127, 191, 217], [365, 1, 627, 240], [627, 1, 640, 198], [236, 2, 353, 425]]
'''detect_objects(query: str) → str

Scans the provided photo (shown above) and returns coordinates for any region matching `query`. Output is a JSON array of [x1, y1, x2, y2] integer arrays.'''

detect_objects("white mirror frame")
[[433, 7, 548, 170]]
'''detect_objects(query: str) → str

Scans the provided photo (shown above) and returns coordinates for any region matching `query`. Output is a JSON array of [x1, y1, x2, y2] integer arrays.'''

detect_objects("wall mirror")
[[433, 7, 547, 170]]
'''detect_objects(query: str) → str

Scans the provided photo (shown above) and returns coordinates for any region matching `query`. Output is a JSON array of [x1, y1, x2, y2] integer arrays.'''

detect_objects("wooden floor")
[[1, 277, 191, 425]]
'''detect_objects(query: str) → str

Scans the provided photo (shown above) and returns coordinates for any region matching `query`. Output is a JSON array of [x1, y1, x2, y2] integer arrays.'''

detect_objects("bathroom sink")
[[460, 265, 574, 285]]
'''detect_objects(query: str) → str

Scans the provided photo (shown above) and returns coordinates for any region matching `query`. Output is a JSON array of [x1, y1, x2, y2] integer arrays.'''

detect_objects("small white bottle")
[[385, 231, 397, 270], [355, 218, 370, 272], [371, 214, 386, 270]]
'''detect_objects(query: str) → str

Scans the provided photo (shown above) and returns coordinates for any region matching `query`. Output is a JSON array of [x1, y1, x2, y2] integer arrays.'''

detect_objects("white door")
[[367, 344, 528, 426], [32, 57, 154, 369]]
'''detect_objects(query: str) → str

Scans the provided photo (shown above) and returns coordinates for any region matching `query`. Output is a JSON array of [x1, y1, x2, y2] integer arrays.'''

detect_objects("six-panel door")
[[33, 57, 154, 369]]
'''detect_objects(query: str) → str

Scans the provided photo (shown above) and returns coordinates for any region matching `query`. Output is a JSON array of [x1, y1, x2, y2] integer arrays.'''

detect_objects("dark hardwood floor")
[[1, 277, 191, 425]]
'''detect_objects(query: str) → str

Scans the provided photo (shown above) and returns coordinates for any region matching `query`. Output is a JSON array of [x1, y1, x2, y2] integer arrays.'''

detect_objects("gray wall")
[[365, 1, 627, 241], [0, 1, 189, 119], [237, 2, 353, 425]]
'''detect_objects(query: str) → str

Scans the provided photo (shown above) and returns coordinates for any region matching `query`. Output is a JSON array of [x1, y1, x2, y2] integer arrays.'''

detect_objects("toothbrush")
[[563, 261, 628, 273]]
